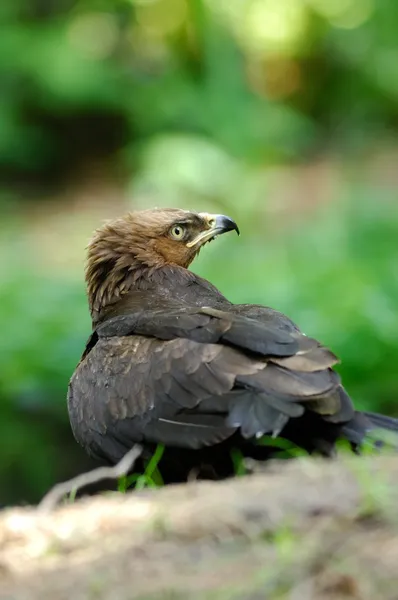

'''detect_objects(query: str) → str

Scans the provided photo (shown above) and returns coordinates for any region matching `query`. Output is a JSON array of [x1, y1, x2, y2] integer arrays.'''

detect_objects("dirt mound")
[[1, 455, 398, 599]]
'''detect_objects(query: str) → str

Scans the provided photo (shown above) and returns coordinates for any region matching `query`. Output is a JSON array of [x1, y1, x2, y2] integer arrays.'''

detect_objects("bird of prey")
[[68, 208, 398, 481]]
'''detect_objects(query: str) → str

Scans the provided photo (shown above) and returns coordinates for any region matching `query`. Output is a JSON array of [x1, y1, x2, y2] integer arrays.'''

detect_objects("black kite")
[[67, 209, 398, 480]]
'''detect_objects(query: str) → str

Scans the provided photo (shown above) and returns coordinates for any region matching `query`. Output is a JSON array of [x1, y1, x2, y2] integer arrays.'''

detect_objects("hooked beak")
[[186, 213, 240, 248]]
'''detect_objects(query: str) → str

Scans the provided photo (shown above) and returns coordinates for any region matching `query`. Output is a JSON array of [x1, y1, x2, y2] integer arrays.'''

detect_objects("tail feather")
[[341, 410, 398, 449], [361, 410, 398, 432]]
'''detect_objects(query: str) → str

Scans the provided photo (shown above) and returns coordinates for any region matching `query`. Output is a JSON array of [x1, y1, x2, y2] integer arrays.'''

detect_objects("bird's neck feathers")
[[86, 251, 201, 326], [86, 251, 145, 319], [86, 255, 229, 328]]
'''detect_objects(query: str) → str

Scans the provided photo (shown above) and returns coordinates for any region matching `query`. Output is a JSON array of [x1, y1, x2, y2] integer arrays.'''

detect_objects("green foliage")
[[1, 0, 398, 175], [118, 444, 165, 492], [0, 233, 91, 504], [230, 448, 247, 477], [256, 436, 309, 460]]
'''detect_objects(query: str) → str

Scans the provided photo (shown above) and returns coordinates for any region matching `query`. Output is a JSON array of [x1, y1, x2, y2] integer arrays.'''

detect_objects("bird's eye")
[[170, 225, 185, 240]]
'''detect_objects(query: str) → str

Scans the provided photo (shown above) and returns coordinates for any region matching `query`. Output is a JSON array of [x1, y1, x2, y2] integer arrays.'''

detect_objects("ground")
[[1, 455, 398, 600]]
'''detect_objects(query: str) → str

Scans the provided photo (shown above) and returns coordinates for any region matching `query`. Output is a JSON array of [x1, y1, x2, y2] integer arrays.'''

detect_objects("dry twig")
[[38, 444, 142, 512]]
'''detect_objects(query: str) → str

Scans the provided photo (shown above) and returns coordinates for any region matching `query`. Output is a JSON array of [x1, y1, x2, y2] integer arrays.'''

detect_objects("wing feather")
[[68, 300, 355, 461]]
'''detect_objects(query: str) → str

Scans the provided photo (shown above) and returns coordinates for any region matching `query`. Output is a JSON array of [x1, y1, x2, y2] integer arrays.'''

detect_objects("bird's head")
[[86, 208, 239, 317]]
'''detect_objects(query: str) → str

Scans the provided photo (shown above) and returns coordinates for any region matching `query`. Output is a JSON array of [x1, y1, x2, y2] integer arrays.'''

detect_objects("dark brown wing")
[[68, 332, 269, 460], [68, 303, 355, 462]]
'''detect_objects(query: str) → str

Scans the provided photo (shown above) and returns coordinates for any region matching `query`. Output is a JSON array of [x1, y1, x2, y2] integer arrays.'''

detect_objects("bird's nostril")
[[208, 218, 216, 228]]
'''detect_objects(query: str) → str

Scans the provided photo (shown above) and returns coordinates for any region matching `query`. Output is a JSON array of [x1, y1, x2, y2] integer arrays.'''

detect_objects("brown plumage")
[[68, 208, 398, 481]]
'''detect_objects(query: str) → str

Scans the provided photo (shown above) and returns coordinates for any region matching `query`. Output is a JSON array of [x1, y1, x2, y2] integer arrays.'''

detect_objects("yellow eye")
[[170, 225, 185, 240]]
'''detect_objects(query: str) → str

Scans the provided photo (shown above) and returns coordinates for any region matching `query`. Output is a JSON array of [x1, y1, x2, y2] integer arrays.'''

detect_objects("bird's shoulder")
[[90, 298, 335, 369], [228, 303, 301, 333]]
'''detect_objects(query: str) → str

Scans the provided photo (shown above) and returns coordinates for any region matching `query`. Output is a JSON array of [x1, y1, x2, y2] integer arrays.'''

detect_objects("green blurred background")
[[1, 0, 398, 505]]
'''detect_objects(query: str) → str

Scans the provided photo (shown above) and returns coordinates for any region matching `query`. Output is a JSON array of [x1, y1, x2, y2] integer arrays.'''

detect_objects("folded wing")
[[68, 303, 356, 462]]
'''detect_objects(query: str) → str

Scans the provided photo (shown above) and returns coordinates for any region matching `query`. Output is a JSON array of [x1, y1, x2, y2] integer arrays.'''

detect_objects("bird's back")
[[68, 274, 360, 473]]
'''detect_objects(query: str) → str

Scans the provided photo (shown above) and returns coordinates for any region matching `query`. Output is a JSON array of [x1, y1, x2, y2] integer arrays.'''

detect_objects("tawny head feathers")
[[85, 208, 238, 320]]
